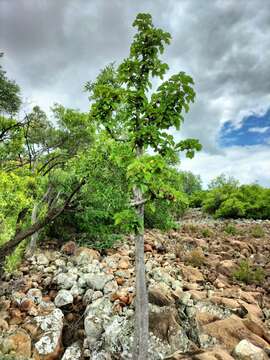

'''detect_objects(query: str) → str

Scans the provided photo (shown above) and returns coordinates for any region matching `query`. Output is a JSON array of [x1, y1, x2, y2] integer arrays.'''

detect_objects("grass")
[[233, 260, 265, 285], [4, 240, 27, 274], [186, 247, 205, 267], [251, 225, 265, 238], [224, 223, 238, 235], [201, 227, 213, 238]]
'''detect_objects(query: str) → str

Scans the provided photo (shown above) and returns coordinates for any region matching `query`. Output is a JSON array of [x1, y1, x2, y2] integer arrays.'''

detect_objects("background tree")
[[86, 13, 201, 359], [0, 103, 94, 271], [0, 53, 21, 116]]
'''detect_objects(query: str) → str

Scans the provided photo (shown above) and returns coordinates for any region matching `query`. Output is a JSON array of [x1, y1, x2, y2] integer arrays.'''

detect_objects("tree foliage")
[[0, 53, 21, 115], [201, 175, 270, 219]]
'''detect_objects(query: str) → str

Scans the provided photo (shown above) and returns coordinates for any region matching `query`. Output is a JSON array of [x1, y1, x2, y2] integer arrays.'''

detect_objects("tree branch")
[[0, 178, 86, 274]]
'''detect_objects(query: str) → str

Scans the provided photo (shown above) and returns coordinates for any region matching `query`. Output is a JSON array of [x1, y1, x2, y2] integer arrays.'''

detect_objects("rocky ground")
[[0, 210, 270, 359]]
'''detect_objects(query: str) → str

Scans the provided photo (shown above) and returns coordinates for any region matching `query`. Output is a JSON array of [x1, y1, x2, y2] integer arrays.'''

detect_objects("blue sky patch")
[[219, 108, 270, 147]]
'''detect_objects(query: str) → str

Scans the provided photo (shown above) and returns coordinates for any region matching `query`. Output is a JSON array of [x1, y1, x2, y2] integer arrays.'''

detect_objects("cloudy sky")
[[1, 0, 270, 187]]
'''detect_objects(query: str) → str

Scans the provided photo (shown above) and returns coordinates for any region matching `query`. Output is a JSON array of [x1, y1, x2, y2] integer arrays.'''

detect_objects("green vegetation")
[[190, 174, 270, 220], [224, 224, 238, 236], [251, 225, 265, 238], [201, 227, 212, 238], [233, 260, 265, 285]]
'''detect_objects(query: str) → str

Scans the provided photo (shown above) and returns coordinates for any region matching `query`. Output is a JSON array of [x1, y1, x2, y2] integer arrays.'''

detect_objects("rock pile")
[[0, 218, 270, 359]]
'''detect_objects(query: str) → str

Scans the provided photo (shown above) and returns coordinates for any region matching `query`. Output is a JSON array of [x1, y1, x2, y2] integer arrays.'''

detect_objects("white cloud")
[[1, 0, 270, 185], [180, 145, 270, 188], [248, 127, 270, 134]]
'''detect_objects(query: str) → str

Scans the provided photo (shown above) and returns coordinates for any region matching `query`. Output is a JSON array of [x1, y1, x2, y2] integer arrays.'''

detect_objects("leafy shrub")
[[202, 176, 270, 219], [189, 190, 207, 208], [144, 200, 179, 231], [233, 260, 265, 284], [251, 225, 265, 238]]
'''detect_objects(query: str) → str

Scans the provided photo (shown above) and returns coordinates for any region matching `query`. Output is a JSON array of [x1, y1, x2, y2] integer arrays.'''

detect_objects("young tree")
[[86, 13, 201, 359]]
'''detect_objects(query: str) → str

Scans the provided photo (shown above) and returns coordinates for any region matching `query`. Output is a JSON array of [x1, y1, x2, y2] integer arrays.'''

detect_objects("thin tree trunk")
[[26, 203, 39, 256], [132, 147, 149, 360]]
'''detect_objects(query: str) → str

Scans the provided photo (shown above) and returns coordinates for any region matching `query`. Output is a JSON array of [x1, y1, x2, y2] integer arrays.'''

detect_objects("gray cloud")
[[1, 0, 270, 183]]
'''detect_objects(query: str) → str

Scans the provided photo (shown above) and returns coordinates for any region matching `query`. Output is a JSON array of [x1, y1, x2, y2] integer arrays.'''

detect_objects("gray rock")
[[234, 339, 266, 359], [34, 308, 64, 357], [36, 253, 49, 265], [103, 280, 118, 294], [85, 297, 112, 319], [114, 270, 130, 279], [62, 342, 82, 360], [86, 274, 113, 291], [54, 272, 78, 289], [70, 284, 85, 297], [27, 288, 43, 304], [84, 315, 104, 346], [151, 267, 176, 287], [83, 289, 95, 305], [92, 291, 103, 301], [54, 290, 73, 307], [55, 258, 66, 267]]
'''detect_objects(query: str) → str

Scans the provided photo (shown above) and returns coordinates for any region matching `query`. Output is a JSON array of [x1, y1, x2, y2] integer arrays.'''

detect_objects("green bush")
[[144, 200, 179, 231], [189, 190, 207, 208], [233, 260, 265, 284], [202, 175, 270, 219]]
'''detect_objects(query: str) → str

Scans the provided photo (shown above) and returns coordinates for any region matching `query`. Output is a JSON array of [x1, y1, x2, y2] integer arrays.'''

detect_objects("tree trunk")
[[26, 203, 39, 256], [132, 148, 149, 359]]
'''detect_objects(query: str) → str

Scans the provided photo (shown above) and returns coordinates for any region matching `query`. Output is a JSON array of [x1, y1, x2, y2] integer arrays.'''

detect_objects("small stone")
[[34, 308, 64, 359], [36, 253, 49, 265], [234, 339, 267, 359], [61, 241, 77, 255], [83, 289, 95, 305], [27, 288, 43, 304], [92, 291, 103, 301], [85, 273, 113, 291], [144, 243, 153, 252], [62, 341, 82, 360], [54, 290, 73, 307], [74, 247, 100, 265], [103, 280, 118, 294], [54, 272, 78, 289], [118, 257, 130, 269], [84, 315, 103, 346]]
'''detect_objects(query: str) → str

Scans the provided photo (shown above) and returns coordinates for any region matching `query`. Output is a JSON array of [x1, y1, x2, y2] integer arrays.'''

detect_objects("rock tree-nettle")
[[86, 13, 201, 359]]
